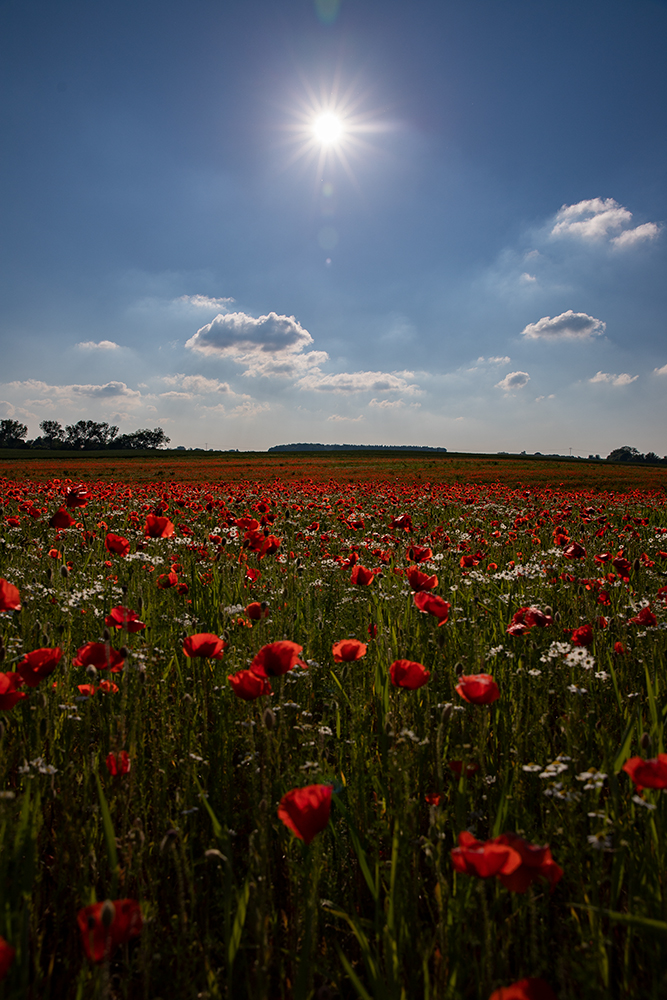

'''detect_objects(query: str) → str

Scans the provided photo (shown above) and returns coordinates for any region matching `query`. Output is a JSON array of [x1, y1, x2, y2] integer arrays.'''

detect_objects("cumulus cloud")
[[76, 340, 121, 350], [185, 311, 330, 378], [328, 414, 365, 422], [520, 310, 606, 341], [162, 373, 231, 394], [5, 378, 139, 400], [187, 311, 313, 357], [550, 198, 660, 247], [159, 391, 193, 400], [495, 371, 530, 393], [654, 363, 667, 376], [296, 370, 419, 394], [70, 381, 140, 399], [589, 371, 639, 386], [520, 273, 536, 283]]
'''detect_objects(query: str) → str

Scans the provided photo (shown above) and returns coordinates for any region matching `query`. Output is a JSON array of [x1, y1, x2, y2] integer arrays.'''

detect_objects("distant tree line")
[[0, 419, 170, 450], [606, 446, 667, 465], [269, 442, 449, 453]]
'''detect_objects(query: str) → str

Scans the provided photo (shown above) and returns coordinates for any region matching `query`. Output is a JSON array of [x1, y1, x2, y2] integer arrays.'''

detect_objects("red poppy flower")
[[563, 541, 587, 560], [571, 624, 593, 647], [407, 544, 433, 563], [156, 570, 179, 589], [144, 515, 175, 538], [245, 601, 270, 621], [104, 606, 145, 632], [105, 751, 131, 776], [0, 578, 20, 612], [350, 565, 377, 586], [456, 674, 500, 705], [406, 567, 438, 592], [277, 784, 333, 845], [507, 606, 552, 636], [451, 831, 522, 879], [64, 484, 91, 509], [98, 680, 120, 694], [182, 633, 227, 659], [332, 639, 367, 662], [0, 937, 15, 981], [77, 684, 97, 697], [389, 514, 413, 531], [250, 641, 304, 678], [613, 641, 626, 655], [105, 533, 131, 557], [494, 833, 563, 893], [49, 507, 75, 529], [389, 659, 430, 689], [488, 978, 558, 1000], [629, 606, 657, 627], [77, 899, 143, 963], [367, 623, 378, 638], [0, 672, 27, 710], [413, 591, 451, 625], [228, 670, 272, 700], [612, 555, 631, 580], [622, 754, 667, 790], [448, 761, 480, 778], [73, 642, 126, 673], [424, 793, 442, 806], [16, 647, 63, 687]]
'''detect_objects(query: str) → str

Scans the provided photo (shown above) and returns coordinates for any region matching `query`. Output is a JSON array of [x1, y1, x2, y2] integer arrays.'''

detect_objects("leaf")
[[95, 772, 119, 896]]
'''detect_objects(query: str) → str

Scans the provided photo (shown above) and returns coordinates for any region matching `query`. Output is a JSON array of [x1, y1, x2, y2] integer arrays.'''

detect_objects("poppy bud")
[[441, 703, 454, 724], [554, 611, 561, 622], [183, 693, 193, 704], [632, 558, 640, 573], [544, 606, 553, 617], [454, 661, 464, 676], [119, 647, 129, 659], [103, 628, 111, 642], [263, 707, 276, 731], [0, 721, 4, 739], [60, 565, 69, 578], [86, 665, 98, 680], [101, 900, 116, 929], [640, 732, 651, 751]]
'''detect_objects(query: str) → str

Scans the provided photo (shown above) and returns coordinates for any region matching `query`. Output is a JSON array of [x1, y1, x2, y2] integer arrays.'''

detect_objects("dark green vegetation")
[[0, 469, 666, 998]]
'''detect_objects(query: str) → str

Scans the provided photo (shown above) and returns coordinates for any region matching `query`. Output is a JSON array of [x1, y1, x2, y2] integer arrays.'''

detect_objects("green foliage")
[[0, 472, 666, 998]]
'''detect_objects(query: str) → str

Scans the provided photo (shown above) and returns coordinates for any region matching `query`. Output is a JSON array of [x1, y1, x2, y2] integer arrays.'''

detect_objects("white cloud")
[[296, 370, 419, 394], [328, 413, 365, 422], [495, 371, 530, 393], [159, 391, 192, 400], [611, 222, 660, 249], [550, 198, 660, 247], [76, 340, 121, 350], [175, 294, 235, 310], [520, 273, 536, 283], [186, 311, 314, 357], [520, 310, 605, 341], [229, 400, 271, 418], [589, 371, 639, 386], [186, 311, 330, 378], [368, 397, 405, 409], [654, 364, 667, 376], [71, 381, 140, 399], [162, 373, 231, 394], [488, 355, 511, 365]]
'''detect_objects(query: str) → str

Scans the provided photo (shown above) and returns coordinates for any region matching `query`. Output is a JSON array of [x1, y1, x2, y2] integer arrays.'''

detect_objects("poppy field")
[[0, 462, 666, 999]]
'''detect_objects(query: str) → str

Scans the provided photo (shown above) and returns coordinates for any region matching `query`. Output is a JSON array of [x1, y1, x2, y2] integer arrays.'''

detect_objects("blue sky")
[[1, 0, 666, 454]]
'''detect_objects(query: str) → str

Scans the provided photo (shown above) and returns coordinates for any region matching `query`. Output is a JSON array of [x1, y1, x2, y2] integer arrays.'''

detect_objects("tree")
[[0, 419, 28, 447], [112, 427, 171, 450], [607, 446, 642, 463], [39, 420, 66, 447], [65, 421, 119, 449]]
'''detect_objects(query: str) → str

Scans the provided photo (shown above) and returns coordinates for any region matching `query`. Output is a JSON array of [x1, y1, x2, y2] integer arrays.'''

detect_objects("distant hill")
[[268, 443, 448, 453]]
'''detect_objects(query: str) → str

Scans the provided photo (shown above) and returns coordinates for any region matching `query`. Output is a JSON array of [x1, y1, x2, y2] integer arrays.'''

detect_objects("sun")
[[312, 112, 344, 146]]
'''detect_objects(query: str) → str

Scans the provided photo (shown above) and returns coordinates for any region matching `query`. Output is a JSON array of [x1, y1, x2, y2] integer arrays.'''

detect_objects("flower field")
[[0, 462, 666, 999]]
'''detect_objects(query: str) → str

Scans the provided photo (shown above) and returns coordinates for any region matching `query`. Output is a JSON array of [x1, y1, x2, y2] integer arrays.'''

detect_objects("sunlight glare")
[[312, 112, 344, 146]]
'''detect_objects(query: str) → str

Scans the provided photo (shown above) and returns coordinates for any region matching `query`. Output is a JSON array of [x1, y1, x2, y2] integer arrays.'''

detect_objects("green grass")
[[0, 471, 666, 998]]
